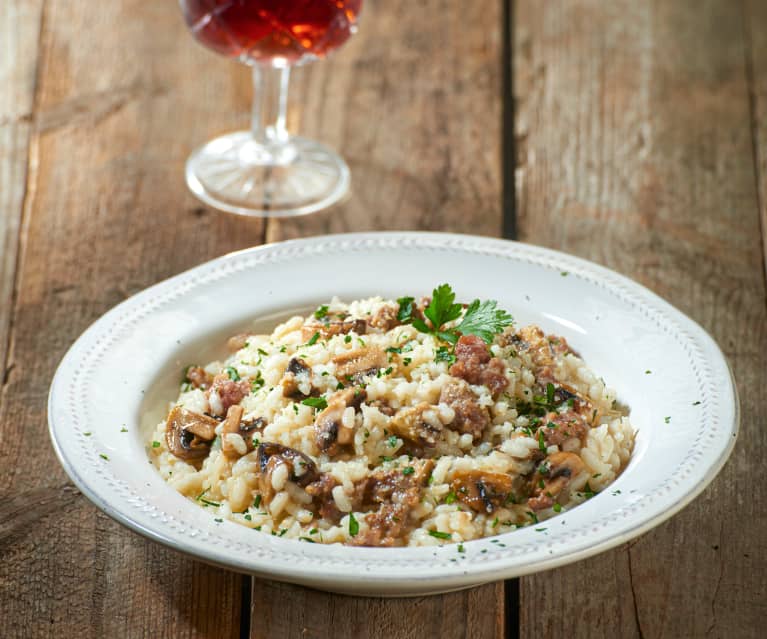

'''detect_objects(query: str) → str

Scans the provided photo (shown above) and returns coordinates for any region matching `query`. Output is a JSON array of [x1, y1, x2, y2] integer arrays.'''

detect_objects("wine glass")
[[179, 0, 363, 217]]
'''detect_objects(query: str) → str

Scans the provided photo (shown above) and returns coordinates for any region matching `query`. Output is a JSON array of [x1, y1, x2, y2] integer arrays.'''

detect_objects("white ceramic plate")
[[48, 232, 738, 596]]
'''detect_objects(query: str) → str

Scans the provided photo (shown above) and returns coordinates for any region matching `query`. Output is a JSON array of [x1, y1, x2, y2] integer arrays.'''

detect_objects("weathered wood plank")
[[745, 0, 767, 283], [266, 0, 503, 242], [514, 1, 766, 638], [252, 0, 505, 636], [0, 0, 43, 379], [0, 0, 266, 636], [250, 581, 504, 639]]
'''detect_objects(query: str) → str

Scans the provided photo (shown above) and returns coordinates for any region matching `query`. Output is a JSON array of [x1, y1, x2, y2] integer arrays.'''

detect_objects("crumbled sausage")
[[349, 460, 434, 547], [439, 380, 491, 441], [206, 373, 250, 416], [304, 473, 343, 523], [368, 304, 400, 331], [449, 335, 508, 398]]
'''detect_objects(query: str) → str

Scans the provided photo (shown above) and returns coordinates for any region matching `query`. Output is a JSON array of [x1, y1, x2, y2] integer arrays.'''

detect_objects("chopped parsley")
[[403, 357, 412, 366], [251, 371, 264, 391], [428, 530, 452, 540], [396, 296, 415, 322], [152, 441, 161, 448], [402, 466, 415, 475], [387, 435, 398, 447], [214, 518, 223, 523], [692, 400, 701, 406], [306, 331, 320, 346], [457, 543, 465, 553], [386, 346, 402, 354], [225, 366, 240, 381], [444, 491, 457, 504], [645, 370, 652, 374], [99, 453, 109, 460], [244, 514, 252, 521], [253, 495, 262, 509], [120, 427, 128, 433], [538, 430, 547, 452], [344, 335, 352, 343], [200, 497, 221, 507], [434, 346, 456, 365], [302, 397, 328, 410], [299, 536, 316, 543], [664, 416, 671, 424], [83, 431, 92, 436], [553, 503, 562, 513], [314, 305, 329, 320], [348, 513, 359, 536]]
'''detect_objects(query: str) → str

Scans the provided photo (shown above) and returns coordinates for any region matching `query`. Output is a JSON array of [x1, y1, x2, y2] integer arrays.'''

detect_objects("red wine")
[[181, 0, 362, 63]]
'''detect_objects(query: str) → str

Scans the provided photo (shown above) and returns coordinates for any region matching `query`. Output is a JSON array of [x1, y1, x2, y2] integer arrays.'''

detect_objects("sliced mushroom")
[[256, 442, 320, 502], [221, 405, 246, 458], [388, 402, 442, 448], [165, 406, 219, 463], [184, 366, 212, 390], [314, 388, 367, 455], [332, 346, 387, 383], [450, 470, 513, 514], [527, 451, 585, 511], [302, 315, 367, 342], [226, 332, 250, 352], [281, 357, 312, 399]]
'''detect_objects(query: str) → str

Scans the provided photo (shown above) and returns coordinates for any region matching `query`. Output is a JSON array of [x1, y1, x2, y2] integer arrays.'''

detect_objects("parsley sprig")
[[407, 284, 513, 345]]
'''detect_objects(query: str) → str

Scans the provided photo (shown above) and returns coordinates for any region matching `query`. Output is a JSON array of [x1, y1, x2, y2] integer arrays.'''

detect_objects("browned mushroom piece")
[[301, 314, 366, 341], [304, 473, 343, 523], [450, 470, 514, 514], [281, 357, 313, 399], [388, 402, 442, 448], [256, 442, 320, 501], [221, 405, 246, 458], [314, 388, 367, 455], [332, 346, 387, 384], [184, 366, 212, 390], [527, 452, 585, 511], [165, 406, 219, 464], [439, 379, 491, 441], [226, 332, 250, 352]]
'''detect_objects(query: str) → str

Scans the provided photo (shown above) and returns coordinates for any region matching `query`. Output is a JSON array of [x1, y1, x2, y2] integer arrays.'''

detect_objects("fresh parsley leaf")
[[454, 298, 513, 344], [302, 397, 328, 410], [314, 305, 329, 320], [348, 513, 359, 536], [423, 284, 463, 331]]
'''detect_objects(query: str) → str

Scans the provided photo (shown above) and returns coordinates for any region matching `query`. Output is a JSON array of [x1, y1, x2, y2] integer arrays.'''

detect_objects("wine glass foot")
[[185, 131, 350, 217]]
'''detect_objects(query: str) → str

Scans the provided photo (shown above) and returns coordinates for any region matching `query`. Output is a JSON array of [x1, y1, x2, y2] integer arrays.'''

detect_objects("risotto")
[[150, 287, 634, 547]]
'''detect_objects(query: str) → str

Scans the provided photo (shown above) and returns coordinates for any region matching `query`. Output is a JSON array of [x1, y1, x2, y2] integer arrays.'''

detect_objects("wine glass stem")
[[250, 64, 293, 163]]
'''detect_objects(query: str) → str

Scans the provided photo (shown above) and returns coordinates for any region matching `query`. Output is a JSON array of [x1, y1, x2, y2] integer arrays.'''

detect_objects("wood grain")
[[266, 0, 503, 242], [745, 0, 767, 283], [252, 1, 506, 637], [250, 581, 504, 639], [0, 0, 43, 380], [514, 1, 767, 638], [0, 0, 265, 637]]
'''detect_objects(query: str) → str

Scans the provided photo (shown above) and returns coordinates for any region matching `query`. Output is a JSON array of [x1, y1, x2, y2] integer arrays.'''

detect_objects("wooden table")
[[1, 1, 764, 637]]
